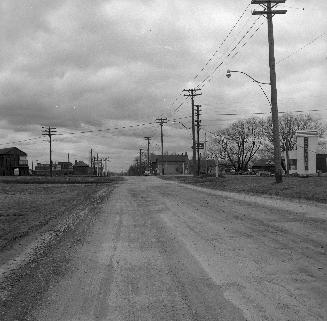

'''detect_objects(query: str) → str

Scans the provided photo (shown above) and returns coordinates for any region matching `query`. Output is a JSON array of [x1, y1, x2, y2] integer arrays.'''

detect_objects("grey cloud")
[[0, 0, 326, 170]]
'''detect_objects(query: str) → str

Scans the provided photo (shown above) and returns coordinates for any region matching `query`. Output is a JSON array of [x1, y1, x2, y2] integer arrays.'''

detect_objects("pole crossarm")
[[182, 88, 202, 98], [251, 0, 286, 4], [251, 0, 287, 16], [251, 0, 287, 17], [253, 10, 287, 15]]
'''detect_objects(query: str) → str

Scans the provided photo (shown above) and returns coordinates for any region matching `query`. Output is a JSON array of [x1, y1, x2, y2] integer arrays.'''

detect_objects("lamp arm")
[[229, 70, 271, 85], [238, 71, 270, 85], [257, 82, 272, 106]]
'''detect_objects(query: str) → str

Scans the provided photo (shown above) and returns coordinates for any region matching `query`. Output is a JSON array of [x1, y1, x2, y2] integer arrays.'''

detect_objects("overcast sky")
[[1, 0, 326, 171]]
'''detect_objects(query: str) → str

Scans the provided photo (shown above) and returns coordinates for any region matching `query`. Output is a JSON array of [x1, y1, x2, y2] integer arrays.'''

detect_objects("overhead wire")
[[195, 17, 264, 91], [277, 32, 327, 65], [171, 3, 253, 114], [0, 116, 193, 147], [173, 16, 263, 114]]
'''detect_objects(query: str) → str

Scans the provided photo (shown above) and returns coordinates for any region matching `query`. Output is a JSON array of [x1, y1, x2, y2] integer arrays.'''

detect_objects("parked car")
[[256, 170, 273, 177]]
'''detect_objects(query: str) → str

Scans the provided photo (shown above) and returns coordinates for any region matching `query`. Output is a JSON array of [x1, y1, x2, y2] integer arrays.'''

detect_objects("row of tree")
[[208, 113, 326, 174]]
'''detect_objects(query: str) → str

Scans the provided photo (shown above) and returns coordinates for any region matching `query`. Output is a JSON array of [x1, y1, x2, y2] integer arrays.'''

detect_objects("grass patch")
[[0, 176, 124, 184], [160, 175, 327, 204], [0, 182, 119, 250]]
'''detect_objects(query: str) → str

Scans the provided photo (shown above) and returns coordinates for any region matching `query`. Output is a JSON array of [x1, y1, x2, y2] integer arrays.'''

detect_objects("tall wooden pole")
[[144, 137, 151, 172], [267, 1, 282, 183], [195, 104, 201, 176], [156, 118, 167, 175], [49, 132, 52, 177], [139, 148, 143, 176], [42, 126, 56, 177], [183, 89, 202, 176], [252, 0, 287, 183]]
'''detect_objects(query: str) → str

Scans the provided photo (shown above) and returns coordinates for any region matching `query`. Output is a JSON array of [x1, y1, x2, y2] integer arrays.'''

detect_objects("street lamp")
[[226, 68, 283, 183], [226, 69, 271, 106]]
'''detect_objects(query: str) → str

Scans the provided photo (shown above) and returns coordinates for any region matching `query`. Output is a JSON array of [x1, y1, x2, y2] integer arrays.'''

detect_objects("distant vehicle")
[[144, 170, 151, 176], [256, 170, 273, 177]]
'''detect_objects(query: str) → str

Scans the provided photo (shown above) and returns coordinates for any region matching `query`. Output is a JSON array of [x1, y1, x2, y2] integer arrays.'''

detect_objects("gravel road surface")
[[1, 177, 326, 321]]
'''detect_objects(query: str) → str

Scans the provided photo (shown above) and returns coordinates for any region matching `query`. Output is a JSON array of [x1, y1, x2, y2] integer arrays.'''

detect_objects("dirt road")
[[1, 177, 326, 320]]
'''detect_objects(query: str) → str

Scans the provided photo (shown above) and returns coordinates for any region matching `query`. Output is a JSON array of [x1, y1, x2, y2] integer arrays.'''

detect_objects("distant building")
[[34, 163, 62, 176], [34, 160, 92, 176], [58, 162, 73, 176], [189, 158, 217, 175], [151, 153, 189, 175], [73, 160, 92, 176], [0, 147, 29, 176], [34, 163, 50, 176]]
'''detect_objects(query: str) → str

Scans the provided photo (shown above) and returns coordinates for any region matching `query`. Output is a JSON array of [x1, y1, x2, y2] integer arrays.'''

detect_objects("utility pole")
[[103, 157, 110, 176], [183, 88, 202, 177], [139, 148, 143, 176], [195, 104, 202, 176], [155, 117, 168, 175], [41, 126, 57, 177], [144, 136, 151, 173], [96, 153, 99, 176], [204, 132, 208, 174], [252, 0, 287, 183], [90, 149, 93, 167], [93, 156, 96, 175]]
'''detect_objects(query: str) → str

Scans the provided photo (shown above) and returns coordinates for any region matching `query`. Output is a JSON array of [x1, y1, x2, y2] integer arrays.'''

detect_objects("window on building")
[[289, 159, 297, 170]]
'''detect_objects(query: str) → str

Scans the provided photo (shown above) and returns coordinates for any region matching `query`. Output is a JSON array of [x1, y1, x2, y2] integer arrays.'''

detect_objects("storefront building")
[[286, 131, 327, 175]]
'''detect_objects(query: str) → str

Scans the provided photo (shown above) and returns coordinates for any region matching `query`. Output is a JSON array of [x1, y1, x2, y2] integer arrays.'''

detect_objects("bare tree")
[[210, 118, 265, 172]]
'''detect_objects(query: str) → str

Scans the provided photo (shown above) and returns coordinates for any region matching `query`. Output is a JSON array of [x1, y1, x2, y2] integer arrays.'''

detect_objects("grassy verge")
[[0, 181, 120, 250], [0, 176, 124, 184], [160, 175, 327, 204]]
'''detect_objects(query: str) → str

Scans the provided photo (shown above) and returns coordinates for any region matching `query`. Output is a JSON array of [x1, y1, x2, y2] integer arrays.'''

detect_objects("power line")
[[0, 116, 192, 147], [196, 17, 264, 91], [277, 32, 327, 64], [171, 4, 254, 114], [193, 3, 252, 80], [174, 17, 264, 113]]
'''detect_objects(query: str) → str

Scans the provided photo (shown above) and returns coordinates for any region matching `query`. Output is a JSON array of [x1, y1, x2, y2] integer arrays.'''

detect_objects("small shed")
[[73, 160, 91, 176], [0, 147, 29, 176], [151, 153, 189, 175]]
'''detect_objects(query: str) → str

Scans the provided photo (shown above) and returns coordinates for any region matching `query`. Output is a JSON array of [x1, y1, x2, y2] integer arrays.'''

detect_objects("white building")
[[286, 130, 327, 175]]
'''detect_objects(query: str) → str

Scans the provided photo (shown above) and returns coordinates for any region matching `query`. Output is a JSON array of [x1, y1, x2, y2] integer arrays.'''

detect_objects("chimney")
[[75, 160, 77, 165]]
